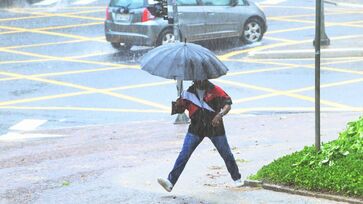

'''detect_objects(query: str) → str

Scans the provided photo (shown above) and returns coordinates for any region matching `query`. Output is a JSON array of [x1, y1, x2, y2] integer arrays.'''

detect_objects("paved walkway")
[[0, 112, 361, 203], [329, 0, 363, 5]]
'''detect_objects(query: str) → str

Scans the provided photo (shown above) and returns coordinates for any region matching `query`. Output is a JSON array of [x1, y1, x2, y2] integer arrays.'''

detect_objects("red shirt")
[[175, 81, 232, 137]]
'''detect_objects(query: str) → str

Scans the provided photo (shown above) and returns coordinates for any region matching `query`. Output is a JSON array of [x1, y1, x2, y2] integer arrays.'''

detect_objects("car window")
[[177, 0, 198, 6], [202, 0, 229, 6], [238, 0, 246, 5], [110, 0, 144, 9]]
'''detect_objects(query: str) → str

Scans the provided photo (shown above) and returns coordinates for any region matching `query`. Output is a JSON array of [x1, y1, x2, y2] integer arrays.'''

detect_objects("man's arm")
[[219, 104, 231, 117], [173, 98, 187, 114], [212, 104, 231, 127]]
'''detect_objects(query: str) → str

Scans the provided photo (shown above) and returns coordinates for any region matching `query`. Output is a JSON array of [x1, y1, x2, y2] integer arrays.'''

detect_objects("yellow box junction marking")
[[0, 71, 169, 111], [0, 5, 361, 114], [0, 25, 105, 43], [215, 79, 352, 109], [0, 47, 139, 69], [0, 106, 169, 113], [4, 8, 104, 22]]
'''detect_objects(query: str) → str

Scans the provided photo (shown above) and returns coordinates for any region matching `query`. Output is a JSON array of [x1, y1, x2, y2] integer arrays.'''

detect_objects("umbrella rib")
[[184, 45, 192, 80], [169, 45, 184, 79], [144, 44, 184, 79], [196, 46, 228, 79], [190, 49, 208, 79], [152, 47, 178, 77], [189, 46, 211, 80], [140, 42, 228, 81]]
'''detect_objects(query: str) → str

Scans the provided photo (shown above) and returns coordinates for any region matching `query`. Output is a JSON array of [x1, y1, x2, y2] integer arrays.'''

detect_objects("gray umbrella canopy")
[[140, 42, 228, 81]]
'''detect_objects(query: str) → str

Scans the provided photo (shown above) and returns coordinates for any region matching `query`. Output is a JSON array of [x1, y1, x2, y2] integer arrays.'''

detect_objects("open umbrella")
[[140, 42, 228, 80]]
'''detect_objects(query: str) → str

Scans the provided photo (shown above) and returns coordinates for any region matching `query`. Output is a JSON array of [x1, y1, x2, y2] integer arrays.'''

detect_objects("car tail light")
[[141, 8, 155, 22], [106, 6, 111, 20]]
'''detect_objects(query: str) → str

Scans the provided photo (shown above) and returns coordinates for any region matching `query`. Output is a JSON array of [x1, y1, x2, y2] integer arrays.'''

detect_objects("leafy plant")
[[250, 116, 363, 198], [62, 181, 70, 186]]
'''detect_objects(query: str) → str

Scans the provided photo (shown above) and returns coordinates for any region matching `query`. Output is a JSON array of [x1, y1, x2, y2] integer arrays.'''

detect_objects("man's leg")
[[209, 135, 241, 181], [167, 132, 203, 185]]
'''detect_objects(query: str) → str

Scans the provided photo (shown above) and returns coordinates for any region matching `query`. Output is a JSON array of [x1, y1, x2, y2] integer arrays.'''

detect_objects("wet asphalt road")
[[0, 0, 362, 135]]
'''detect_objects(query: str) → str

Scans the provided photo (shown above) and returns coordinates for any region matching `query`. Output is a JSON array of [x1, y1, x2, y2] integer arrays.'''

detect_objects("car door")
[[201, 0, 240, 39], [176, 0, 207, 42]]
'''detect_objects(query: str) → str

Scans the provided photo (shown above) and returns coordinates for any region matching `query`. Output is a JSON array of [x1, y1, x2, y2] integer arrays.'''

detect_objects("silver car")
[[105, 0, 267, 50]]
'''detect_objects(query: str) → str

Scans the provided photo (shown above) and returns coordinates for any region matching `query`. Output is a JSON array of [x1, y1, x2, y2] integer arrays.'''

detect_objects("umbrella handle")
[[176, 80, 183, 96]]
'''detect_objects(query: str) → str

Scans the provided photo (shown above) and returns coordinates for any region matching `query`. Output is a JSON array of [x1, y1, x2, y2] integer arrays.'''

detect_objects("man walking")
[[158, 80, 242, 192]]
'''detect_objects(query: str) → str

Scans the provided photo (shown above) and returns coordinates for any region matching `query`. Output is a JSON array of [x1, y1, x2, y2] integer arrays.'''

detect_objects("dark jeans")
[[168, 132, 241, 185]]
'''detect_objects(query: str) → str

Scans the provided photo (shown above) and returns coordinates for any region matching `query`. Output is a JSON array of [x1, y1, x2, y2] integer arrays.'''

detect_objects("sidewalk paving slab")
[[248, 37, 363, 59], [0, 112, 362, 203]]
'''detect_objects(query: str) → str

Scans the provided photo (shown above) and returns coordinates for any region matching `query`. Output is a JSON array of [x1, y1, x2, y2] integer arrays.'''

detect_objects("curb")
[[247, 48, 363, 59], [325, 0, 363, 8], [244, 180, 363, 204]]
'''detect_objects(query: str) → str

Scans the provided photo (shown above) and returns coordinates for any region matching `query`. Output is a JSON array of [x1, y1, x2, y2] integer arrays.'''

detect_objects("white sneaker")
[[234, 179, 244, 187], [157, 178, 173, 192]]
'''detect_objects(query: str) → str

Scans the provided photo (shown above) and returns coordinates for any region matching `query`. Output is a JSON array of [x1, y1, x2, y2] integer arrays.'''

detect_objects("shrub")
[[251, 116, 363, 198]]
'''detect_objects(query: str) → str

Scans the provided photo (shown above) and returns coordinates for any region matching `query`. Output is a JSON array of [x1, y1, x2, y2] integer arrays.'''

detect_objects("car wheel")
[[156, 28, 176, 46], [241, 18, 264, 44], [111, 43, 131, 51]]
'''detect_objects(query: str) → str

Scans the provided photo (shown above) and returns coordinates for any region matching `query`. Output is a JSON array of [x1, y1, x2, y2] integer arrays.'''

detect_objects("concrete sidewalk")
[[0, 112, 361, 203], [327, 0, 363, 7], [248, 1, 363, 60], [248, 36, 363, 59]]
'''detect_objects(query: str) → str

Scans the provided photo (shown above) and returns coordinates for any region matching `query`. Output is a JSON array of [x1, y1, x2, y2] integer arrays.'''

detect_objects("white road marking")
[[0, 132, 65, 141], [9, 119, 47, 131], [248, 48, 363, 59], [34, 0, 60, 6], [0, 119, 65, 141], [337, 2, 363, 8], [72, 0, 98, 5], [260, 0, 286, 5]]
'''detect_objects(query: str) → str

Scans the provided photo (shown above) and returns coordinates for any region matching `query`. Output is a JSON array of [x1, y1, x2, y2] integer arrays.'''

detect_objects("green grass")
[[250, 116, 363, 198]]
